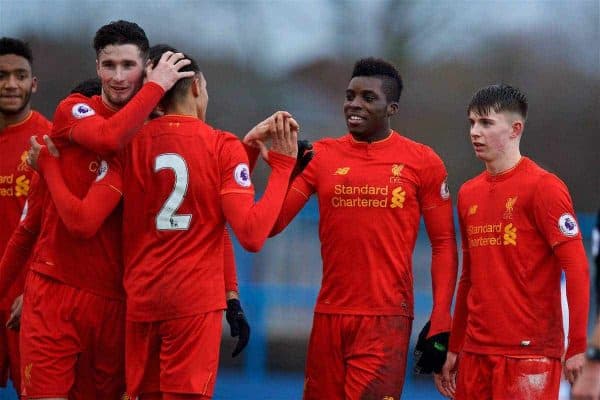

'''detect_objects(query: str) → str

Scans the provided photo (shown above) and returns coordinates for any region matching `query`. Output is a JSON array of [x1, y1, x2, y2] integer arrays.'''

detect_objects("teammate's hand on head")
[[414, 320, 450, 375], [146, 51, 195, 92], [564, 352, 585, 385], [6, 294, 23, 331], [226, 299, 250, 358]]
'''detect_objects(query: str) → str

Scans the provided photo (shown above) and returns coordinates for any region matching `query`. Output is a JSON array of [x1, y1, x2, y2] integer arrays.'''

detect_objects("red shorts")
[[125, 311, 222, 397], [20, 271, 125, 399], [303, 313, 411, 400], [0, 309, 21, 393], [455, 352, 562, 400]]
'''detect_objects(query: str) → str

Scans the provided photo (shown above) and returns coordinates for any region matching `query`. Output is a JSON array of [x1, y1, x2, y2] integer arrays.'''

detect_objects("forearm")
[[423, 202, 458, 336], [223, 228, 239, 292], [0, 225, 36, 297], [71, 83, 164, 154], [448, 250, 470, 353], [224, 151, 295, 252], [556, 239, 590, 359], [38, 151, 121, 238], [270, 184, 309, 237]]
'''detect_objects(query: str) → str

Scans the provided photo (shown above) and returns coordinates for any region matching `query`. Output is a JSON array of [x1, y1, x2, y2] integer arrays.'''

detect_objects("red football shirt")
[[450, 157, 588, 359], [281, 131, 456, 323], [121, 115, 294, 321], [0, 110, 51, 308], [30, 95, 125, 300]]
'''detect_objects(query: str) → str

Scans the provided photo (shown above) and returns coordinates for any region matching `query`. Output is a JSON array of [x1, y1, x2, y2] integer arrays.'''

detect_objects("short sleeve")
[[533, 174, 581, 247]]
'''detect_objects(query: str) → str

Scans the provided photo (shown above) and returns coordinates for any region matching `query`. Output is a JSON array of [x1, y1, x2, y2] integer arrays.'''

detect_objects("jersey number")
[[154, 153, 192, 230]]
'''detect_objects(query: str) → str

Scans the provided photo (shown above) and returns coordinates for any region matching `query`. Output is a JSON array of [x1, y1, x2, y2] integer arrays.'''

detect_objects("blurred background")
[[1, 0, 598, 399]]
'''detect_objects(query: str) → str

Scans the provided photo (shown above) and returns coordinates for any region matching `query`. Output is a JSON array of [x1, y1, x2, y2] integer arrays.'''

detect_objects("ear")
[[191, 77, 200, 98], [511, 119, 524, 138], [31, 76, 38, 94], [387, 102, 399, 117]]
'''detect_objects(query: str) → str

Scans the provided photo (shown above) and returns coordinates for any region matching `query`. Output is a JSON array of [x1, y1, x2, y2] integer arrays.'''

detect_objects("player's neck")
[[165, 101, 198, 118], [0, 106, 31, 130], [485, 151, 522, 175]]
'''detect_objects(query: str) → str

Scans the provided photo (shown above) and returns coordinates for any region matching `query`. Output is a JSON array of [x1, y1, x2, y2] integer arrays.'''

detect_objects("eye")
[[364, 94, 376, 102], [345, 92, 354, 101]]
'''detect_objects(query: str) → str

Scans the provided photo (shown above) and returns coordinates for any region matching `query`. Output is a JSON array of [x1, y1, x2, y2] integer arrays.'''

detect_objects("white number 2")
[[154, 153, 191, 231]]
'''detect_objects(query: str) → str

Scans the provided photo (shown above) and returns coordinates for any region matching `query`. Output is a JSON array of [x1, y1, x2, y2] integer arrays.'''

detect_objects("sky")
[[1, 0, 597, 76]]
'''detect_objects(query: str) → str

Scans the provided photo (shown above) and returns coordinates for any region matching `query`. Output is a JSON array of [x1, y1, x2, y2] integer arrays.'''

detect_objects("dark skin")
[[343, 76, 398, 143]]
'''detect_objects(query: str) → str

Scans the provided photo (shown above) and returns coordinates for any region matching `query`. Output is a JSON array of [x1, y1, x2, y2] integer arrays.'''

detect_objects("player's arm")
[[31, 136, 123, 238], [222, 115, 298, 252], [532, 175, 589, 384], [0, 173, 44, 298], [68, 52, 194, 155], [423, 201, 458, 336]]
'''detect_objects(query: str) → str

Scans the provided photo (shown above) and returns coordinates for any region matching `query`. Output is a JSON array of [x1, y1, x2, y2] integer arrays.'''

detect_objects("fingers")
[[43, 135, 60, 157], [29, 135, 41, 150], [231, 322, 250, 358]]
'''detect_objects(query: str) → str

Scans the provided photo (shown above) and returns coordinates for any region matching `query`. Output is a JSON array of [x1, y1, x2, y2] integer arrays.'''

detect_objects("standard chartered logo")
[[15, 175, 30, 197], [467, 222, 518, 247], [503, 223, 517, 245], [390, 186, 406, 208]]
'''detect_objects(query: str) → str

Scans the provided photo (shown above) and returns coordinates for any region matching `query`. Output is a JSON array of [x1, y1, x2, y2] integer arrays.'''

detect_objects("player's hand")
[[146, 51, 195, 92], [269, 113, 298, 159], [6, 294, 23, 331], [435, 351, 457, 398], [571, 360, 600, 399], [27, 135, 60, 171], [225, 299, 250, 357], [243, 111, 295, 145], [414, 320, 450, 374], [291, 139, 314, 179], [564, 352, 585, 385]]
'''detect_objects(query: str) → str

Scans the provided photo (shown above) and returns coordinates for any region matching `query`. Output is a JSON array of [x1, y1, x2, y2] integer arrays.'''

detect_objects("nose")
[[5, 74, 19, 89], [470, 124, 480, 139], [114, 66, 125, 82]]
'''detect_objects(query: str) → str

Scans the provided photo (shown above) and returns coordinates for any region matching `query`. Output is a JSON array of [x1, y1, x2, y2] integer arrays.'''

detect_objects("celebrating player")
[[12, 20, 192, 399], [30, 44, 297, 399], [245, 57, 458, 399], [438, 84, 589, 399], [0, 36, 52, 399]]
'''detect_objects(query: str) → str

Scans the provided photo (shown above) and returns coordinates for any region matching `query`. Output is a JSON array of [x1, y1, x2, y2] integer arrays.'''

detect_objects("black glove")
[[225, 299, 250, 358], [292, 139, 314, 179], [413, 321, 449, 374]]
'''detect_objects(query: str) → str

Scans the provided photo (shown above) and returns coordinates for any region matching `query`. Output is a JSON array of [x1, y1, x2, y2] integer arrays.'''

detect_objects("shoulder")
[[458, 172, 486, 197], [30, 110, 52, 130], [522, 157, 568, 191], [394, 132, 445, 166]]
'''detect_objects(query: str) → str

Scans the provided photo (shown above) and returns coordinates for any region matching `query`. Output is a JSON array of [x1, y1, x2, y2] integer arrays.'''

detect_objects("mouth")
[[346, 114, 366, 127], [472, 142, 485, 151]]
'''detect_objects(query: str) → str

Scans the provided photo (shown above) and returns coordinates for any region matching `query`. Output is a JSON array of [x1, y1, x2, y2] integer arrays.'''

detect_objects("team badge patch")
[[234, 163, 251, 187], [95, 160, 109, 182], [440, 179, 450, 200], [71, 103, 96, 119], [558, 213, 579, 237]]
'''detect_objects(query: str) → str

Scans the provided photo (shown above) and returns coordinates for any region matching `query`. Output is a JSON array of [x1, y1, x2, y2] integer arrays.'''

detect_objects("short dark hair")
[[0, 37, 33, 66], [351, 57, 402, 102], [150, 44, 199, 108], [468, 84, 528, 120], [93, 20, 149, 58], [70, 77, 101, 97]]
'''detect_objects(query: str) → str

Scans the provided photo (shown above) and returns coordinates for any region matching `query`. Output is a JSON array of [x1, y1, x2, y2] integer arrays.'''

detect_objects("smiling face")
[[0, 53, 36, 120], [96, 44, 145, 109], [343, 76, 397, 142], [468, 109, 522, 167]]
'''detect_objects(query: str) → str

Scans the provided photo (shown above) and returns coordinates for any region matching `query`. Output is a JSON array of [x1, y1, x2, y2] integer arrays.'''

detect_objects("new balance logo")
[[334, 167, 350, 175]]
